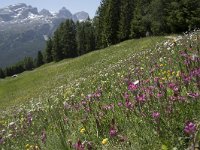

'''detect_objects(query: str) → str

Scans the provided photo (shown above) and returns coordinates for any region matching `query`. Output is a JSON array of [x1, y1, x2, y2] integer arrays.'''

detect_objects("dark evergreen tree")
[[52, 30, 63, 61], [45, 37, 53, 63], [23, 57, 34, 70], [76, 20, 96, 56], [60, 20, 77, 58], [76, 21, 86, 55], [118, 0, 134, 41], [103, 0, 121, 45], [0, 68, 5, 78], [94, 0, 109, 48], [36, 51, 44, 67]]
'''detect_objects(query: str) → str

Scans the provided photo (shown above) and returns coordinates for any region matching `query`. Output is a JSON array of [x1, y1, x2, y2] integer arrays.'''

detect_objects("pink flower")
[[184, 121, 196, 135], [73, 140, 84, 150], [136, 94, 146, 103], [152, 112, 160, 119], [128, 82, 138, 91], [109, 128, 117, 137], [125, 100, 133, 109]]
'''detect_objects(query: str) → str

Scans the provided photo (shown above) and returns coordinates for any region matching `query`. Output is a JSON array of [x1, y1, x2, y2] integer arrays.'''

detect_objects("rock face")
[[0, 4, 89, 68]]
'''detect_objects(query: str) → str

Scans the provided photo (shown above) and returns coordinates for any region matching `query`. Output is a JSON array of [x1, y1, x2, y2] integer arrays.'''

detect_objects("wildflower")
[[102, 138, 108, 145], [187, 93, 199, 99], [109, 128, 117, 137], [80, 128, 86, 134], [161, 144, 168, 150], [25, 144, 30, 149], [160, 64, 164, 67], [152, 112, 160, 119], [128, 81, 138, 91], [73, 140, 84, 150], [35, 145, 39, 150], [118, 102, 123, 107], [125, 100, 133, 109], [124, 92, 129, 100], [136, 94, 146, 103], [184, 121, 196, 135]]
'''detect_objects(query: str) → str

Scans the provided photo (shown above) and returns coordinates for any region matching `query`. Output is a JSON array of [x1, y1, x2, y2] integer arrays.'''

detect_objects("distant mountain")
[[0, 3, 89, 68]]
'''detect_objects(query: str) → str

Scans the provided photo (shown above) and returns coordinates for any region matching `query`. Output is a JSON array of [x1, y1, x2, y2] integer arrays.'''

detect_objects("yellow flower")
[[161, 144, 168, 150], [35, 145, 39, 150], [102, 138, 108, 145], [25, 144, 30, 149], [176, 71, 180, 77], [160, 64, 164, 67], [80, 128, 86, 134]]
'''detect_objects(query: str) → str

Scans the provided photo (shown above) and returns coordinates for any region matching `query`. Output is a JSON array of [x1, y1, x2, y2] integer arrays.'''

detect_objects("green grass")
[[0, 36, 165, 110], [1, 32, 200, 150]]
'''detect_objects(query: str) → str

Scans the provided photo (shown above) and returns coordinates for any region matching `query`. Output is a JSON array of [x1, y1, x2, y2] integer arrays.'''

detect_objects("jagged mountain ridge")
[[0, 3, 89, 68]]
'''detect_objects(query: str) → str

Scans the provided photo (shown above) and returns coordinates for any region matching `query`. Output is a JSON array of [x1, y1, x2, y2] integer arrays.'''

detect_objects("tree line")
[[1, 0, 200, 78]]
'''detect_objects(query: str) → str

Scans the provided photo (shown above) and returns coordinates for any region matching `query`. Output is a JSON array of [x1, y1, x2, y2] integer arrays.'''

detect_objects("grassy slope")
[[0, 37, 165, 110]]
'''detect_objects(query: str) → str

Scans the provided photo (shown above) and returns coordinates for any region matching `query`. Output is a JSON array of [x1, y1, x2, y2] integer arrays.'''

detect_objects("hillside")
[[0, 33, 200, 150], [0, 36, 164, 111]]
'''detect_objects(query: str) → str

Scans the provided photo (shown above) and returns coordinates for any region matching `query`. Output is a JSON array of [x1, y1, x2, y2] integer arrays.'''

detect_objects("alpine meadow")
[[0, 0, 200, 150]]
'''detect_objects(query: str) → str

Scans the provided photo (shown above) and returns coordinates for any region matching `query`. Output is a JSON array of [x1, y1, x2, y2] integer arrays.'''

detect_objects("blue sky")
[[0, 0, 101, 17]]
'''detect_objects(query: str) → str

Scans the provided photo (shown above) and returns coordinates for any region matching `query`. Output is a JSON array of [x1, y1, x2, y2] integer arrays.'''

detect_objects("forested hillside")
[[1, 0, 200, 78]]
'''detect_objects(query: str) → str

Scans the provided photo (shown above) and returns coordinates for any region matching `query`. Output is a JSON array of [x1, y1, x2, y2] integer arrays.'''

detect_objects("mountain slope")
[[1, 33, 200, 149], [0, 36, 165, 110], [0, 3, 89, 68]]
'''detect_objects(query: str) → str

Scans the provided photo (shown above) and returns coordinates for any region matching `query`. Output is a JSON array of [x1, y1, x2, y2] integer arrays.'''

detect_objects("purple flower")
[[73, 140, 84, 150], [152, 112, 160, 119], [188, 93, 199, 99], [136, 94, 146, 103], [125, 100, 133, 109], [128, 82, 138, 91], [109, 128, 117, 137], [157, 92, 163, 98], [124, 92, 129, 100], [184, 121, 196, 135], [118, 102, 123, 107]]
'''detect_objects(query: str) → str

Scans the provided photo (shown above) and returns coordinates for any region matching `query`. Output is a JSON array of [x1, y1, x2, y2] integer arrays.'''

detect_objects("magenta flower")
[[152, 112, 160, 119], [184, 121, 196, 135], [157, 92, 163, 98], [125, 100, 133, 109], [128, 82, 138, 91], [73, 140, 84, 150], [136, 94, 146, 103], [188, 93, 199, 99], [118, 102, 123, 107], [124, 92, 129, 100], [109, 128, 117, 137]]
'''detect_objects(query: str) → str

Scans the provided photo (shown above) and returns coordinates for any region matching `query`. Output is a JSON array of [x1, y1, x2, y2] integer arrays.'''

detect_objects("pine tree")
[[23, 57, 34, 70], [52, 29, 63, 61], [118, 0, 134, 41], [0, 68, 5, 78], [36, 51, 44, 67], [45, 37, 53, 63], [76, 21, 86, 55], [103, 0, 121, 45], [94, 0, 110, 48], [61, 20, 77, 58]]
